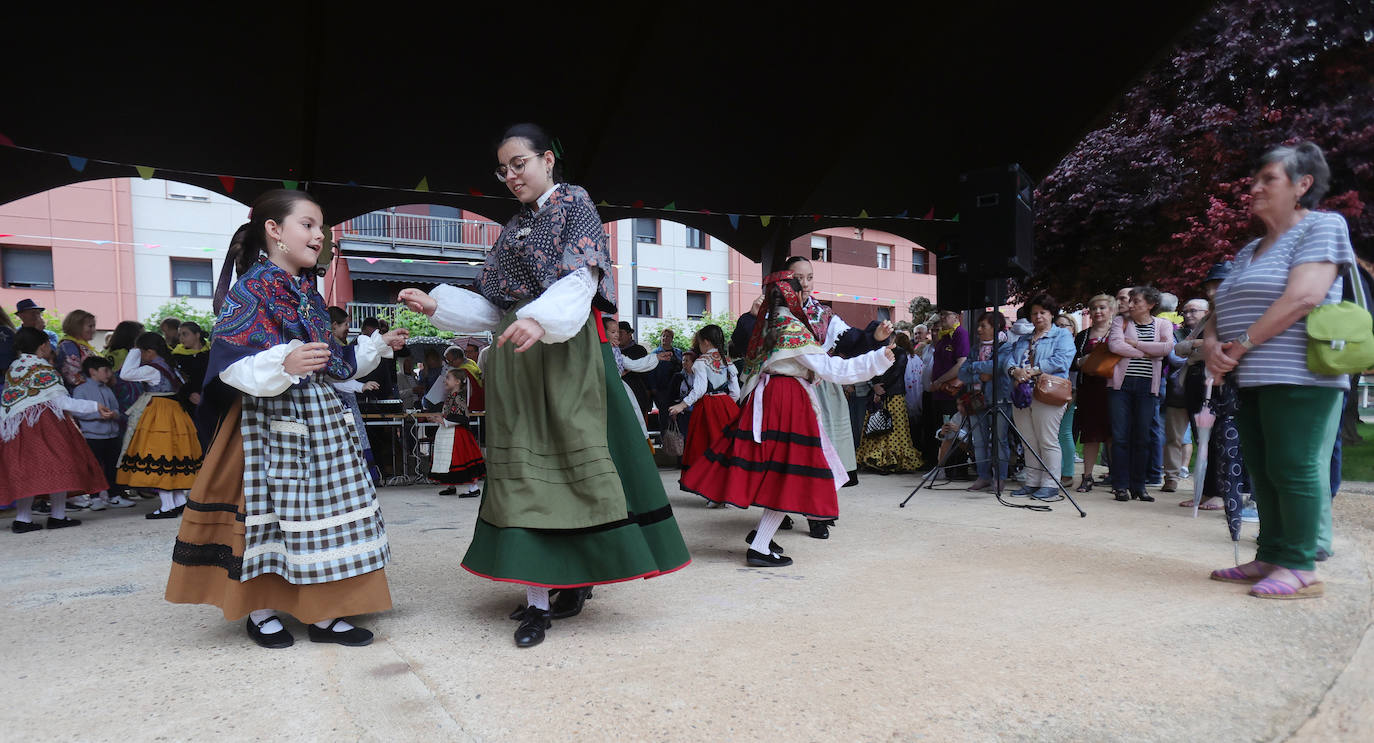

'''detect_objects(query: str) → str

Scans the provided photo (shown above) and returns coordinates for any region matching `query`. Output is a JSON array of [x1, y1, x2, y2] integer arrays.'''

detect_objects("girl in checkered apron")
[[399, 123, 690, 649], [165, 190, 409, 649]]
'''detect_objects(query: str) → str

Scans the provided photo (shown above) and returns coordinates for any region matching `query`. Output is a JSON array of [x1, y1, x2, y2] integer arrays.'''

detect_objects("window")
[[1, 247, 55, 289], [636, 288, 660, 318], [810, 235, 830, 262], [634, 219, 659, 244], [686, 291, 709, 319], [876, 245, 891, 270], [165, 182, 211, 202], [171, 258, 214, 298], [685, 227, 705, 249], [877, 307, 892, 322], [911, 250, 928, 274]]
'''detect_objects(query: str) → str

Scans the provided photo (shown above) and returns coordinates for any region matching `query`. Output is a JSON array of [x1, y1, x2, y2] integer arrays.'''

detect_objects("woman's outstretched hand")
[[398, 289, 437, 316], [497, 318, 546, 353], [380, 328, 410, 350]]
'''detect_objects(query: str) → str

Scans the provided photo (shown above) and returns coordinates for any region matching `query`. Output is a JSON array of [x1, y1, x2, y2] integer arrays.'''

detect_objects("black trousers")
[[85, 436, 122, 496]]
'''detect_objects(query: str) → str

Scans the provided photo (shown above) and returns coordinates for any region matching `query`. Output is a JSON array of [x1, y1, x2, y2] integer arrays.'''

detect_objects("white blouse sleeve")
[[332, 379, 365, 393], [345, 330, 393, 381], [681, 363, 709, 408], [727, 364, 741, 401], [119, 351, 162, 384], [516, 267, 597, 344], [622, 350, 659, 373], [219, 341, 304, 397], [431, 284, 503, 333], [55, 395, 101, 417], [794, 347, 893, 385]]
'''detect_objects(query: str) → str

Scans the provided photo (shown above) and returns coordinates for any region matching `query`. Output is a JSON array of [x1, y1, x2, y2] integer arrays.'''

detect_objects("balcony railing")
[[336, 210, 501, 253], [347, 302, 396, 331]]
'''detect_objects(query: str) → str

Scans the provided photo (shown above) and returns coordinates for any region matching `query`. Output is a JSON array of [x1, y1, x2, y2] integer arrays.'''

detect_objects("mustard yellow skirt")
[[117, 397, 203, 489]]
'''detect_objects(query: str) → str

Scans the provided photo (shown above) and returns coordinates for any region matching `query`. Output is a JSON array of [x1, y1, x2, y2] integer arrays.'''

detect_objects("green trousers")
[[1234, 385, 1342, 571]]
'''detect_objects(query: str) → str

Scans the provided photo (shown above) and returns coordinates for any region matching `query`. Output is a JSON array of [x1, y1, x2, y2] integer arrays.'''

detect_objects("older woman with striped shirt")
[[1106, 286, 1174, 502], [1205, 142, 1354, 600]]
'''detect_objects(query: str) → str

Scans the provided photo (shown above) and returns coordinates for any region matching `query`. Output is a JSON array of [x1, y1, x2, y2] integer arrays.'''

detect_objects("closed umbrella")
[[1191, 378, 1216, 519]]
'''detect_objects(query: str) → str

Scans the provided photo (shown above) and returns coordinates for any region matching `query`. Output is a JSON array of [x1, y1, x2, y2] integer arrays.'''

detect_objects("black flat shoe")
[[11, 520, 42, 534], [514, 606, 551, 648], [843, 471, 859, 488], [807, 520, 829, 539], [745, 530, 784, 554], [246, 616, 295, 649], [1130, 490, 1155, 503], [458, 490, 480, 498], [437, 487, 458, 496], [746, 548, 793, 567], [1113, 489, 1130, 502], [307, 619, 374, 646], [45, 517, 82, 529], [550, 586, 593, 620], [779, 515, 794, 530]]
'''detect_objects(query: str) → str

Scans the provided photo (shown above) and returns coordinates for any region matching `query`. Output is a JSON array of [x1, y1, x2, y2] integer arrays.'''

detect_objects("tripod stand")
[[899, 281, 1085, 517]]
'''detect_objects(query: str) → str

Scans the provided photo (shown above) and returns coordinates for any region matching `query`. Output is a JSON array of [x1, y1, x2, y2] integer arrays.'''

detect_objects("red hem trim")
[[460, 558, 690, 590]]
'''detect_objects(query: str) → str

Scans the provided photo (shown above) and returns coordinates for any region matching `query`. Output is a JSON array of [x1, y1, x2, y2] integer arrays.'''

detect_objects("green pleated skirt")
[[460, 311, 691, 588]]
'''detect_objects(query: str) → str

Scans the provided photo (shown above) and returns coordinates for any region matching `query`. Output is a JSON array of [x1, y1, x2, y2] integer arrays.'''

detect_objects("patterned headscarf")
[[740, 271, 818, 381]]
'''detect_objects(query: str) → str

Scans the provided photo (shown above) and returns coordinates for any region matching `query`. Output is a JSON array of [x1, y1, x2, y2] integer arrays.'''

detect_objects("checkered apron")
[[239, 378, 389, 584]]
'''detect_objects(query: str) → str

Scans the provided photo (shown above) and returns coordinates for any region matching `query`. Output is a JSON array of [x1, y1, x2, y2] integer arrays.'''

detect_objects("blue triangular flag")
[[67, 155, 88, 172], [728, 214, 740, 230], [895, 209, 908, 218]]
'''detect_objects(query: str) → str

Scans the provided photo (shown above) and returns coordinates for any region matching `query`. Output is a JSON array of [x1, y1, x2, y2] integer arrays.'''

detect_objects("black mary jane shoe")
[[45, 516, 83, 529], [745, 530, 784, 555], [145, 505, 183, 520], [807, 520, 830, 540], [246, 616, 295, 649], [437, 487, 458, 496], [1113, 489, 1131, 502], [11, 520, 43, 534], [1129, 490, 1155, 503], [746, 548, 794, 568], [779, 515, 794, 531], [514, 606, 552, 648], [307, 619, 374, 647], [550, 586, 593, 620]]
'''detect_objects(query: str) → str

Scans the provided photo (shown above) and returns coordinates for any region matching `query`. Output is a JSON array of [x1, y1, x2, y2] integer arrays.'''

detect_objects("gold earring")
[[276, 240, 290, 253]]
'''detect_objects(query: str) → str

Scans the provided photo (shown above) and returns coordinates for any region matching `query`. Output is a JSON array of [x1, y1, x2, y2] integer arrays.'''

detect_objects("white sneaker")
[[104, 495, 137, 508], [87, 497, 107, 511], [1179, 466, 1190, 479], [69, 494, 93, 508], [1074, 455, 1084, 463]]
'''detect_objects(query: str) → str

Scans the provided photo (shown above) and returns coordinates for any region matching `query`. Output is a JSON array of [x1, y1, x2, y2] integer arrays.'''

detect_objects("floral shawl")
[[0, 354, 69, 440], [739, 271, 823, 398], [476, 184, 616, 313]]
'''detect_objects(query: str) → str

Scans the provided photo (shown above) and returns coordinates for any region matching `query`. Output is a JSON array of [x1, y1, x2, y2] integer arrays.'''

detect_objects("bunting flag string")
[[0, 138, 959, 228]]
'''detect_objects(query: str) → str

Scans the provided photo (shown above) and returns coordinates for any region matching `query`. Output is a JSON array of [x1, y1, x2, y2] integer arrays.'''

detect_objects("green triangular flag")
[[598, 200, 609, 207], [761, 215, 772, 227], [282, 180, 299, 191], [664, 201, 676, 211], [416, 177, 429, 192], [135, 166, 155, 180], [858, 209, 869, 219], [952, 213, 960, 222]]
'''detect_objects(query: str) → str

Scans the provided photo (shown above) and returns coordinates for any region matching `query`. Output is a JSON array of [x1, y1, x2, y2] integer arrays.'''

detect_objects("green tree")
[[143, 298, 217, 334]]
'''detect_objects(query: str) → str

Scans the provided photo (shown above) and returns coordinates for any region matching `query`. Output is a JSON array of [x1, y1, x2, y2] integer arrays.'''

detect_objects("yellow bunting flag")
[[858, 209, 869, 219], [761, 215, 771, 227], [416, 177, 430, 192], [135, 166, 155, 180]]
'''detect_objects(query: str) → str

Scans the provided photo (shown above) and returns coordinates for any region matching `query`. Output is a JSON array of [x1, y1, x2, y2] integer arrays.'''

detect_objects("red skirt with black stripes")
[[679, 375, 840, 519]]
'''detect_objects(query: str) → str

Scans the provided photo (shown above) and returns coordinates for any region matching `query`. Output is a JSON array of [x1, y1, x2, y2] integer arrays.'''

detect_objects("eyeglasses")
[[494, 152, 547, 182]]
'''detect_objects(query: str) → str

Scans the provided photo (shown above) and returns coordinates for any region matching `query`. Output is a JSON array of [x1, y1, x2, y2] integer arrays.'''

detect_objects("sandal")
[[1249, 571, 1324, 600], [1075, 476, 1095, 493], [1210, 564, 1269, 585]]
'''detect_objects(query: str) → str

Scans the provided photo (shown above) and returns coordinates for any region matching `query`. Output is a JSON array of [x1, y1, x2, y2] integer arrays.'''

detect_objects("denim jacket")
[[1000, 325, 1075, 379]]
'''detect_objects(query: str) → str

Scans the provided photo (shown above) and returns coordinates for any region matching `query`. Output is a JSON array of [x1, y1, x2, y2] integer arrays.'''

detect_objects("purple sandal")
[[1250, 573, 1324, 600], [1209, 565, 1266, 585]]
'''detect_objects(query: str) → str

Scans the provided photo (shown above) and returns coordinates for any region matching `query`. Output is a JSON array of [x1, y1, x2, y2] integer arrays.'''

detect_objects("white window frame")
[[810, 235, 830, 262], [876, 245, 891, 270]]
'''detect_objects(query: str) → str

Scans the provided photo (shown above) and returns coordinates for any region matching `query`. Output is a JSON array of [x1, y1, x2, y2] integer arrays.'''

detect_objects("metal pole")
[[631, 228, 639, 327]]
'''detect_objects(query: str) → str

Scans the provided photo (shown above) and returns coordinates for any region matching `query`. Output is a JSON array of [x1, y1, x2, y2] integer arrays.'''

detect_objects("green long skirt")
[[460, 311, 691, 588]]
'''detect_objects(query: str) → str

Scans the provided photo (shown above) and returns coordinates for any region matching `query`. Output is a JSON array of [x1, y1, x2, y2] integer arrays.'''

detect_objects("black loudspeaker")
[[958, 164, 1035, 277], [935, 252, 1010, 311]]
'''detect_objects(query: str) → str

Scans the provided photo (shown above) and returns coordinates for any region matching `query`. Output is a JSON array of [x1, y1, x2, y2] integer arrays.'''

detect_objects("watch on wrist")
[[1235, 332, 1255, 351]]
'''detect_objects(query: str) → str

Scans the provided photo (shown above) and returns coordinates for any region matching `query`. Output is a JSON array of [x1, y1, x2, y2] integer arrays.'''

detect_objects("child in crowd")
[[668, 324, 740, 472], [117, 332, 204, 519], [73, 356, 136, 509], [1, 327, 118, 533], [428, 367, 486, 496]]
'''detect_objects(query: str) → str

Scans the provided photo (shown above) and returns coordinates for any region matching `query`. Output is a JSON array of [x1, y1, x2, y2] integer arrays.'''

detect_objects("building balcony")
[[335, 209, 500, 259]]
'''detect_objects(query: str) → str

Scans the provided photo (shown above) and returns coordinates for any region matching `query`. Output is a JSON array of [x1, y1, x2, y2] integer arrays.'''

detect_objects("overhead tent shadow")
[[0, 4, 1208, 269]]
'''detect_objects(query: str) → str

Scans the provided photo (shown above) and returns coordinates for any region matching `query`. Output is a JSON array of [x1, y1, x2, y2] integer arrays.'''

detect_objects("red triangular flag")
[[218, 176, 236, 194], [923, 206, 935, 220], [632, 200, 645, 209], [0, 132, 13, 147], [468, 188, 484, 197], [812, 213, 822, 223]]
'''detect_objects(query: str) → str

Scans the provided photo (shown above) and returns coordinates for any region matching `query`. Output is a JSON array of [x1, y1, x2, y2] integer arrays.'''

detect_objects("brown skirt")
[[164, 397, 391, 624]]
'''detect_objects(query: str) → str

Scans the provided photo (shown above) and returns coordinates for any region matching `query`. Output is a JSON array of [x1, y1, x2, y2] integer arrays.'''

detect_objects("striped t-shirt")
[[1214, 210, 1355, 389], [1125, 323, 1155, 378]]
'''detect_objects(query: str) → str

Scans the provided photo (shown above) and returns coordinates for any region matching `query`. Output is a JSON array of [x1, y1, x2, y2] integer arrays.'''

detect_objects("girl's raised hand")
[[397, 289, 437, 316]]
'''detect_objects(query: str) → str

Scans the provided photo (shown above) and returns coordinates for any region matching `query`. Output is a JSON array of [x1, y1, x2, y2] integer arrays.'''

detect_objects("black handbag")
[[864, 406, 895, 436]]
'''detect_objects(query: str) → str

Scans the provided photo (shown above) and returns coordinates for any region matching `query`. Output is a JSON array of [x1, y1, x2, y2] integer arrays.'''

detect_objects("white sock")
[[526, 585, 550, 611], [750, 509, 786, 554], [173, 490, 188, 507], [49, 492, 67, 520], [14, 497, 33, 523], [157, 490, 176, 511], [249, 609, 284, 634], [314, 617, 354, 632]]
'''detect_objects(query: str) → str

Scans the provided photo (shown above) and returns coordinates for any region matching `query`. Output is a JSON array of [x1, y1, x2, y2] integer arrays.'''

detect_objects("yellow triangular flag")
[[761, 215, 772, 227], [135, 166, 155, 180], [416, 177, 429, 192], [858, 209, 869, 219], [598, 200, 610, 207]]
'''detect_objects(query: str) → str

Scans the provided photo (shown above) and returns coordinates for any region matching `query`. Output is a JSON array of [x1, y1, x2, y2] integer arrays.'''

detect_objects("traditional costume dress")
[[680, 273, 892, 565], [428, 377, 486, 495], [678, 349, 740, 469], [165, 257, 395, 635], [56, 335, 97, 389], [117, 352, 203, 515], [1, 354, 109, 530], [612, 342, 660, 438], [800, 295, 883, 481], [423, 183, 689, 644]]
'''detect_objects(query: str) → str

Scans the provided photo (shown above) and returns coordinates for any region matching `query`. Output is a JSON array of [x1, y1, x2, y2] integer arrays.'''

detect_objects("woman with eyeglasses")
[[399, 123, 689, 649]]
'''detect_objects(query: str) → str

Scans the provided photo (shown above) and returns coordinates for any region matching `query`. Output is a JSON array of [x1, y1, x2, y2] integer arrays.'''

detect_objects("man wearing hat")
[[15, 299, 60, 349]]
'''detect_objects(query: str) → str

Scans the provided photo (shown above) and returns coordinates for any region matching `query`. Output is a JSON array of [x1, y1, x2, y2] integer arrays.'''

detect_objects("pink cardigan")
[[1107, 316, 1175, 394]]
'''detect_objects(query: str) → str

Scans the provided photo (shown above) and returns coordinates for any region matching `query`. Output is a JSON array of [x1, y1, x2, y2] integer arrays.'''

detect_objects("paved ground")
[[2, 472, 1372, 742]]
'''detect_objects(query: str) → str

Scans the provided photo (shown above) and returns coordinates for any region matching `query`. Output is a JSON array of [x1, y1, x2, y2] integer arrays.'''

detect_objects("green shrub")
[[143, 298, 217, 334]]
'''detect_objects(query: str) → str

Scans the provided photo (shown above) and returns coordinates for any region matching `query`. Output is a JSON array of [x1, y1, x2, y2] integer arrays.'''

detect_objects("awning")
[[345, 257, 480, 284]]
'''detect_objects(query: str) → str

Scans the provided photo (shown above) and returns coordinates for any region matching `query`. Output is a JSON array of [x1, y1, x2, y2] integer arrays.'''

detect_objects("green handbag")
[[1307, 263, 1374, 375]]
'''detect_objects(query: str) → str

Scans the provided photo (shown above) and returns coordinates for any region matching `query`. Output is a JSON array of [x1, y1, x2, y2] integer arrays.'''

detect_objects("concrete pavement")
[[2, 473, 1372, 742]]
